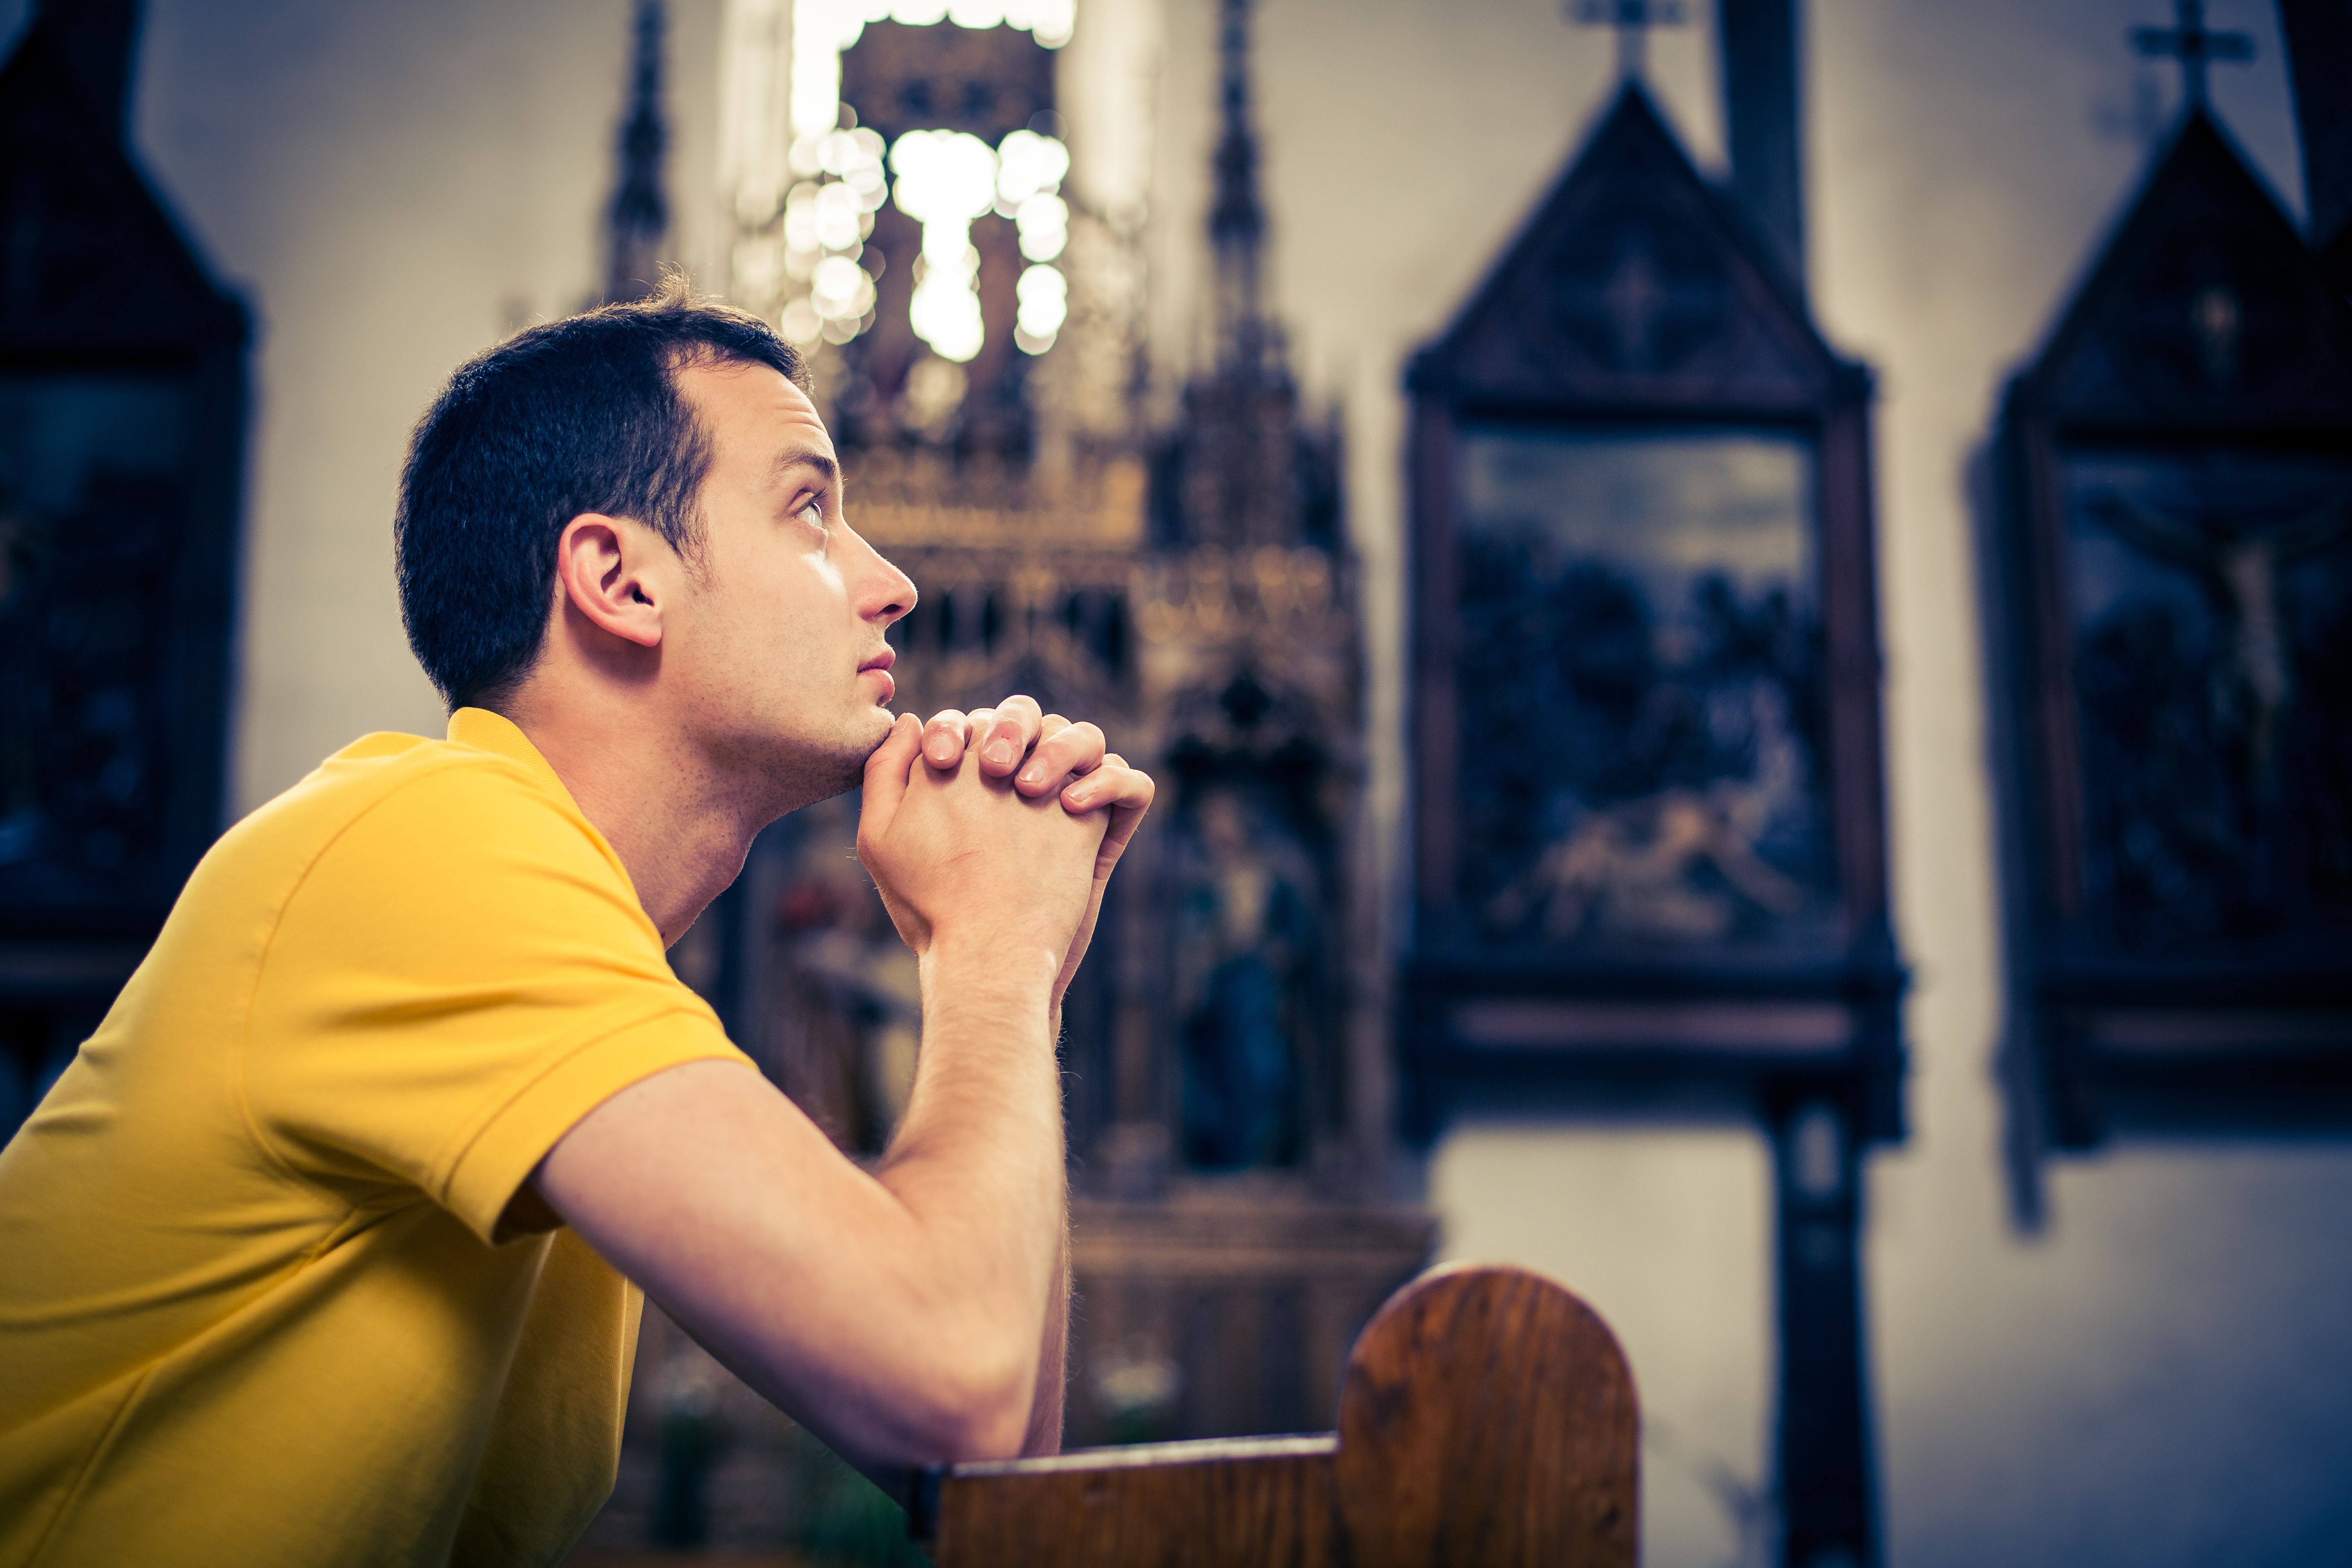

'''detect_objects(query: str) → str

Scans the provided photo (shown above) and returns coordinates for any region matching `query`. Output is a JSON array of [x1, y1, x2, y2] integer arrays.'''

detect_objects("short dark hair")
[[395, 277, 810, 709]]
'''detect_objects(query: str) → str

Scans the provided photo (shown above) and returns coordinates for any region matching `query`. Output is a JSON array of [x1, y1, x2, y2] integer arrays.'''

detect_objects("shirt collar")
[[446, 707, 579, 808]]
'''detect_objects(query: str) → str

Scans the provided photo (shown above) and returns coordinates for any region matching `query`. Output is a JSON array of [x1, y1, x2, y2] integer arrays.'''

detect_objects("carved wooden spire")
[[605, 0, 669, 303], [1208, 0, 1268, 377]]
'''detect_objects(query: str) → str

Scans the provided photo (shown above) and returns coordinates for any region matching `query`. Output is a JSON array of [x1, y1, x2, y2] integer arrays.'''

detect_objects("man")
[[0, 283, 1153, 1566]]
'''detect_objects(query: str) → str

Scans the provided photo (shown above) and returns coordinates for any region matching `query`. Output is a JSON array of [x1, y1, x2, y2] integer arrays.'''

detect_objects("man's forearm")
[[871, 940, 1068, 1455]]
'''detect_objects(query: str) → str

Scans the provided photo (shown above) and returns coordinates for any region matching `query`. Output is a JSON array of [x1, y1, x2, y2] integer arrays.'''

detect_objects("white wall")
[[1434, 1126, 1777, 1566], [38, 0, 2351, 1560], [122, 0, 726, 811]]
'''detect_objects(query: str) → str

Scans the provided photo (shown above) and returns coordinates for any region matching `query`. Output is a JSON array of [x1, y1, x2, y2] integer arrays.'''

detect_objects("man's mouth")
[[859, 648, 896, 704]]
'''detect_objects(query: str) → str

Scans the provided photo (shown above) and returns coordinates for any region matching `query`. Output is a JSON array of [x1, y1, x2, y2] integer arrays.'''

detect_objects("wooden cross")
[[2132, 0, 2254, 110], [1570, 0, 1685, 83]]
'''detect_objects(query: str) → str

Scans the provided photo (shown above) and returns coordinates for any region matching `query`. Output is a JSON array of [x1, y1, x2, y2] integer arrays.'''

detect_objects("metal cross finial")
[[1570, 0, 1686, 83], [2131, 0, 2254, 111]]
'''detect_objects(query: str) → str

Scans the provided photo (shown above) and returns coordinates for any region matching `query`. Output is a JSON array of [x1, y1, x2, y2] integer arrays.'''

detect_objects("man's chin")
[[814, 706, 904, 796], [857, 706, 902, 761]]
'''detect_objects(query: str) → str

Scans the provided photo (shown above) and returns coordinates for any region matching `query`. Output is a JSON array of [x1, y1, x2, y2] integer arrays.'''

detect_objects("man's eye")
[[797, 501, 826, 530]]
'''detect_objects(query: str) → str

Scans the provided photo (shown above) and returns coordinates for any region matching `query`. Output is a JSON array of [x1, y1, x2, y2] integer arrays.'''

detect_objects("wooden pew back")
[[919, 1263, 1637, 1567]]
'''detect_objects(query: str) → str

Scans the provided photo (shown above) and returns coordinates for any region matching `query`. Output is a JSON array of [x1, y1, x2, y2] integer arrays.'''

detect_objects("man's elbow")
[[898, 1344, 1038, 1464]]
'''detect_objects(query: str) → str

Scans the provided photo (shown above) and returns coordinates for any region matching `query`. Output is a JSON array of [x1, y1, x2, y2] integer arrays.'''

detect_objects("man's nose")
[[854, 530, 917, 625]]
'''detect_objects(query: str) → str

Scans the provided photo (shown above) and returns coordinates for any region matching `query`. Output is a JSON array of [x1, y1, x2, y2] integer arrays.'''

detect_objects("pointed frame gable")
[[2016, 109, 2352, 434], [1409, 85, 1848, 416], [0, 25, 247, 359]]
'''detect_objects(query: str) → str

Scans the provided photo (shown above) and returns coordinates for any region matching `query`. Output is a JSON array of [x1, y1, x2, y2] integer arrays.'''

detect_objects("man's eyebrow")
[[770, 447, 839, 488]]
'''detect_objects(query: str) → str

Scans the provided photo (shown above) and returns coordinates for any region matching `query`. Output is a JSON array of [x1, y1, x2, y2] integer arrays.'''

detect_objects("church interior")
[[0, 0, 2347, 1564]]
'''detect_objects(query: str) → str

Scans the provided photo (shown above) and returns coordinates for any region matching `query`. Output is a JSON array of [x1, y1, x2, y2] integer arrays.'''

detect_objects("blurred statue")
[[1174, 791, 1316, 1170]]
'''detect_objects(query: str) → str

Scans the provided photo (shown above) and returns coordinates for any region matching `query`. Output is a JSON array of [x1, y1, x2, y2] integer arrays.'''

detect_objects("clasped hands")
[[858, 695, 1154, 1007]]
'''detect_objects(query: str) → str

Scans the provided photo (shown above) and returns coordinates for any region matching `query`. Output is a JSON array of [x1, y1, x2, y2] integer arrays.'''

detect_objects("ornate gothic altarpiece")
[[1404, 85, 1900, 1568], [1990, 108, 2352, 1165], [708, 0, 1432, 1465], [0, 13, 248, 1131]]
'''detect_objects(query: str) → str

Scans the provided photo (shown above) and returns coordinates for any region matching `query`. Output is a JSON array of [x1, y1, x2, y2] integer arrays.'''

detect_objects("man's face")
[[662, 356, 915, 812]]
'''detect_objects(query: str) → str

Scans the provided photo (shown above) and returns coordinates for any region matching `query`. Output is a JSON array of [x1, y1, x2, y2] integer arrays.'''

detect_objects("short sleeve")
[[243, 757, 754, 1243]]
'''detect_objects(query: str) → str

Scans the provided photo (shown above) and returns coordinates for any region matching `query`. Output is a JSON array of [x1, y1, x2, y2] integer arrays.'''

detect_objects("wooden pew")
[[911, 1263, 1638, 1567]]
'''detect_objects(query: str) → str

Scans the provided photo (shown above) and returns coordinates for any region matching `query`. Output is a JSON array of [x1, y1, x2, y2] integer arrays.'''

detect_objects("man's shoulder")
[[207, 729, 613, 907], [201, 727, 666, 1006], [242, 730, 557, 839]]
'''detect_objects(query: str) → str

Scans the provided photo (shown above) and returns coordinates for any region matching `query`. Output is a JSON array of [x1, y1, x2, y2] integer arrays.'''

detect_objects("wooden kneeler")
[[911, 1264, 1638, 1567]]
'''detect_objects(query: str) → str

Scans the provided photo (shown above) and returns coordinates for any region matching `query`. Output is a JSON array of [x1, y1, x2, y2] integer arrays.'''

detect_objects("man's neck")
[[492, 693, 761, 949]]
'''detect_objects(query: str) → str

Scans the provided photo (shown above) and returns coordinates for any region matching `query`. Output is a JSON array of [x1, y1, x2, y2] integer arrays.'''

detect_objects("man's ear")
[[555, 513, 666, 649]]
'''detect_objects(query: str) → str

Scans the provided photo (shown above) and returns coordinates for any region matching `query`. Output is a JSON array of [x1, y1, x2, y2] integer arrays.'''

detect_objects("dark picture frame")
[[1401, 87, 1901, 1141], [1989, 111, 2352, 1154]]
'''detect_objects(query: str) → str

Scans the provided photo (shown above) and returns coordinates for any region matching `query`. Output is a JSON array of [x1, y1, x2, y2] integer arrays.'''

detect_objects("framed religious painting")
[[1990, 111, 2352, 1150], [1403, 88, 1902, 1563], [0, 22, 249, 1127], [1401, 86, 1902, 1142]]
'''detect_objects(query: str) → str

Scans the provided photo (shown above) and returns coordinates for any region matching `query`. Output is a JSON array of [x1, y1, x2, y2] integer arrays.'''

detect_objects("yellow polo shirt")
[[0, 708, 752, 1567]]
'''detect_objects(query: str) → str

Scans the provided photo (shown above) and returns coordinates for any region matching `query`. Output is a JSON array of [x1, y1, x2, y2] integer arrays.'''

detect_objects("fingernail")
[[983, 739, 1016, 768], [1019, 764, 1045, 786]]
